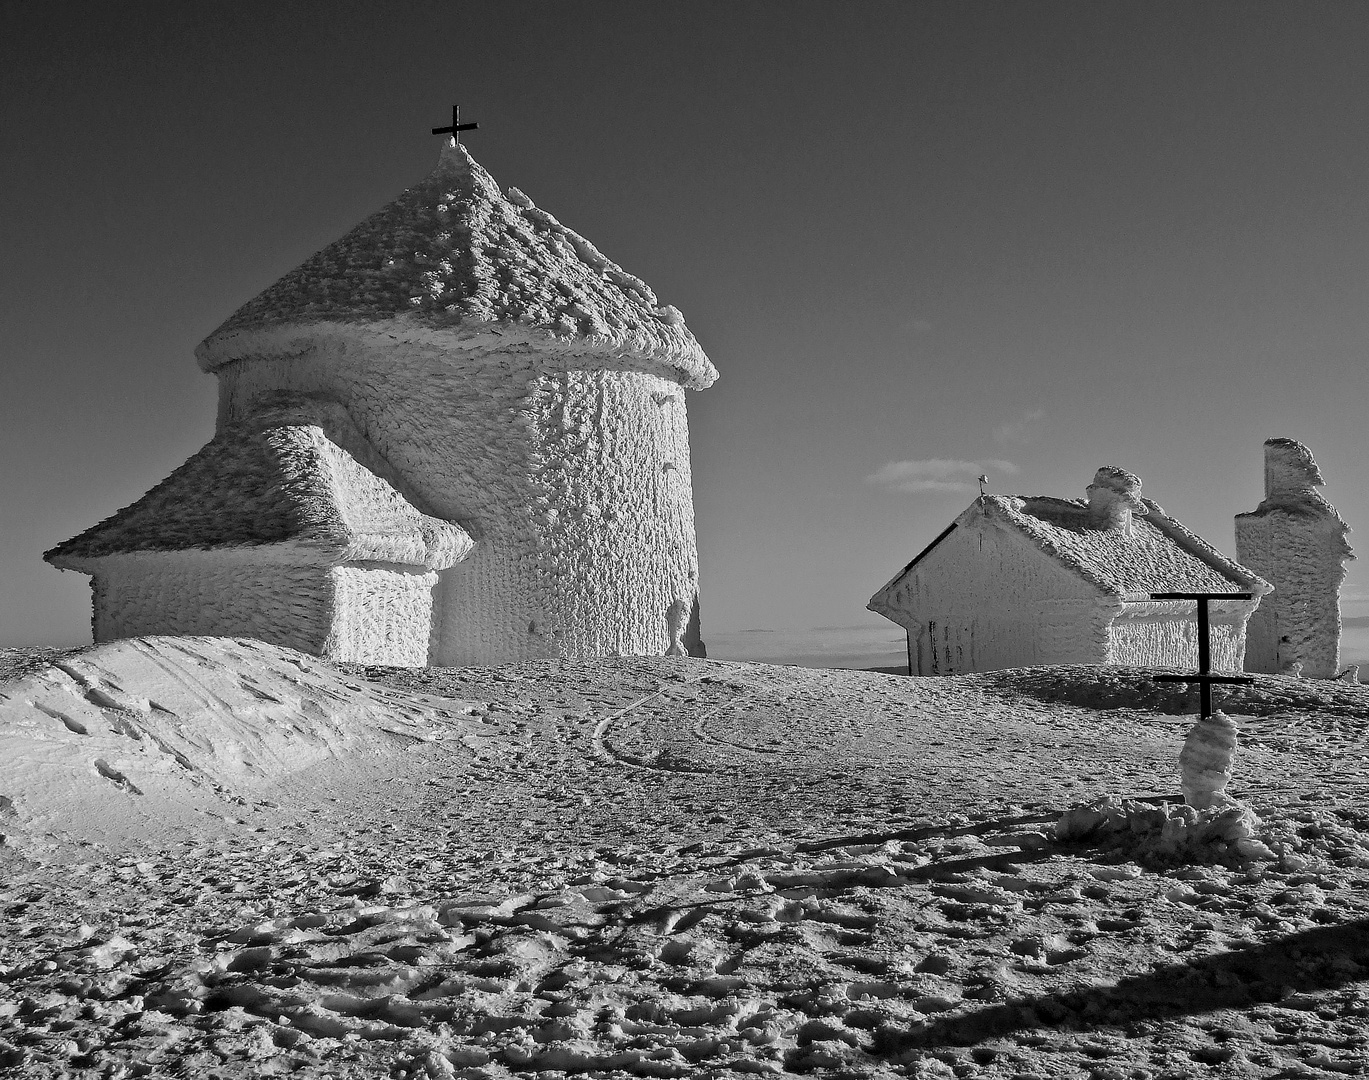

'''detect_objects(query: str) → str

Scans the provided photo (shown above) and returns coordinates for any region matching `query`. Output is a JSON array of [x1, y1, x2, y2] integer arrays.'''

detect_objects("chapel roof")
[[980, 495, 1268, 597], [870, 492, 1269, 614], [45, 402, 471, 572], [196, 141, 717, 389]]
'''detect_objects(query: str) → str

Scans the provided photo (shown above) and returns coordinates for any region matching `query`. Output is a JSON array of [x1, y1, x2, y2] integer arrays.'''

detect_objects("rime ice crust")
[[869, 468, 1270, 675], [1236, 439, 1354, 678], [196, 141, 717, 391], [1085, 466, 1147, 533]]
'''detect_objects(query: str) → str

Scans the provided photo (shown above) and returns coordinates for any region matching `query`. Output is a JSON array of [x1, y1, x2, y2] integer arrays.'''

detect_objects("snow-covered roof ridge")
[[44, 400, 472, 571], [978, 493, 1270, 599], [196, 140, 717, 389]]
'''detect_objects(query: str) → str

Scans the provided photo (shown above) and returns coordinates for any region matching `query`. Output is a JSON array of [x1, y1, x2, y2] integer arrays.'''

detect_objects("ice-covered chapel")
[[46, 138, 718, 666], [869, 467, 1271, 675]]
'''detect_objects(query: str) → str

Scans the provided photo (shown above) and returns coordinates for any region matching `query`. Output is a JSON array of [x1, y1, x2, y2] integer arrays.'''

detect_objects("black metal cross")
[[1149, 592, 1254, 718], [432, 105, 479, 145]]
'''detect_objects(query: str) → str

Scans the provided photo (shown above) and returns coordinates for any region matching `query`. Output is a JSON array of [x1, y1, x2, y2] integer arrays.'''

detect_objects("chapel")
[[47, 137, 718, 666]]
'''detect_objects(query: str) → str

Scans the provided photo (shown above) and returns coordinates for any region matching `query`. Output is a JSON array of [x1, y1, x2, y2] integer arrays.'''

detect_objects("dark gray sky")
[[4, 1, 1369, 645]]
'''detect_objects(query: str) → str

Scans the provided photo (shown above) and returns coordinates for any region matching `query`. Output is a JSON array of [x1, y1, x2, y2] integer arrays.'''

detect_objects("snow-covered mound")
[[0, 636, 476, 846]]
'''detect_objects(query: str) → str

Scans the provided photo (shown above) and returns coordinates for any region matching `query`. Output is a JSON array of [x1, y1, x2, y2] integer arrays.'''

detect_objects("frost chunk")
[[567, 232, 610, 273]]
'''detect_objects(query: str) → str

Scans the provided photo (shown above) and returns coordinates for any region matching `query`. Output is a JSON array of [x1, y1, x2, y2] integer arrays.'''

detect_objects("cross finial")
[[432, 105, 479, 145]]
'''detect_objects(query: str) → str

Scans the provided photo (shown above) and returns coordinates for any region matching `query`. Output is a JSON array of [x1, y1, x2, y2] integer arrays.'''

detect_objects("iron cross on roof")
[[432, 105, 479, 144], [1149, 592, 1255, 718]]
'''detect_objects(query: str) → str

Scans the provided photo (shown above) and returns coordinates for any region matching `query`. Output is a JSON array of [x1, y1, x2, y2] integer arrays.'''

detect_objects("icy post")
[[1178, 710, 1238, 809]]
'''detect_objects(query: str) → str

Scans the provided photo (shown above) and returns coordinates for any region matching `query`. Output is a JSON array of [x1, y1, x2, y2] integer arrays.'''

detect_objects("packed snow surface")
[[3, 638, 1369, 1078]]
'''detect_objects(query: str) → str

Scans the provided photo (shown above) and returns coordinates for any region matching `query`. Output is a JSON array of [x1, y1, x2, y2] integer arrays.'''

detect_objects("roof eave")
[[196, 315, 718, 390], [340, 527, 474, 571], [43, 541, 338, 574]]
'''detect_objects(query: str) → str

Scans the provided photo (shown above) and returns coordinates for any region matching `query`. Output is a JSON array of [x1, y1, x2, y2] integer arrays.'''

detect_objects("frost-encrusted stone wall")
[[89, 552, 334, 656], [1108, 603, 1248, 670], [87, 552, 440, 664], [326, 565, 439, 666], [217, 343, 703, 666], [879, 519, 1114, 675], [1236, 439, 1353, 677]]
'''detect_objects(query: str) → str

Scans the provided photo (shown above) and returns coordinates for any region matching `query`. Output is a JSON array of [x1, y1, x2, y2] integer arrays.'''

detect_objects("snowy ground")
[[3, 637, 1369, 1079]]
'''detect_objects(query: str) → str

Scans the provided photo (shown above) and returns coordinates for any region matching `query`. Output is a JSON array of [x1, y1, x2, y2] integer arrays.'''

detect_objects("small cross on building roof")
[[432, 105, 478, 145]]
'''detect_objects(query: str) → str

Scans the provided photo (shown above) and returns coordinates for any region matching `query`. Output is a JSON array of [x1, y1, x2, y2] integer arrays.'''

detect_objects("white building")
[[869, 467, 1270, 675], [1235, 438, 1353, 677], [47, 139, 717, 666]]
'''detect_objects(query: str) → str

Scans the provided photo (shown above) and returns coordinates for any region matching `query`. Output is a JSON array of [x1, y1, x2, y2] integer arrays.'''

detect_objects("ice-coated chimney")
[[1264, 437, 1325, 501], [1236, 438, 1353, 677], [1086, 466, 1146, 533]]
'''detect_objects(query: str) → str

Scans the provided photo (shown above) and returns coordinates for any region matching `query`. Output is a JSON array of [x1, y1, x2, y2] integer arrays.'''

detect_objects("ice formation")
[[47, 139, 716, 666], [1178, 710, 1238, 809], [869, 467, 1270, 674], [1235, 438, 1353, 678], [1084, 465, 1148, 534]]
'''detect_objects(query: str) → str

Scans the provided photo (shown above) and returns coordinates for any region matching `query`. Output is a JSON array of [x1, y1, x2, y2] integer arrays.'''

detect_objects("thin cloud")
[[865, 458, 1019, 495], [993, 409, 1046, 446]]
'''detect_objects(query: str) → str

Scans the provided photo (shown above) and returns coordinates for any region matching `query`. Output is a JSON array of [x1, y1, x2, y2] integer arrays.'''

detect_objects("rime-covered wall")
[[325, 564, 439, 666], [216, 340, 703, 666], [1236, 440, 1352, 677], [877, 520, 1116, 675], [1237, 514, 1350, 676], [88, 552, 334, 656], [86, 552, 440, 665], [1107, 603, 1249, 670]]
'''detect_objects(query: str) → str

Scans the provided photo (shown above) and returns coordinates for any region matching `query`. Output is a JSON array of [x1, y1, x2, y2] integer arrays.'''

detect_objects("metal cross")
[[432, 105, 479, 145], [1149, 592, 1254, 718]]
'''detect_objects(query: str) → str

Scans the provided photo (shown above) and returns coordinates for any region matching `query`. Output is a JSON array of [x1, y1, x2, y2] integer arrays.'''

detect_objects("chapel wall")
[[324, 564, 439, 666], [89, 553, 334, 655], [520, 368, 702, 660], [217, 348, 543, 664], [215, 345, 702, 666], [1106, 610, 1246, 670]]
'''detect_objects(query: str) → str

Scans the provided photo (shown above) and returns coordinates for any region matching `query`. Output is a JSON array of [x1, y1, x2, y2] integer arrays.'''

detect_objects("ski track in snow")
[[2, 645, 1369, 1078]]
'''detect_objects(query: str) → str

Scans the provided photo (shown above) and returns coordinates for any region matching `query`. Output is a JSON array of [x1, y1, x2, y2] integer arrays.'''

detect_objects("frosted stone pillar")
[[1235, 439, 1353, 677]]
